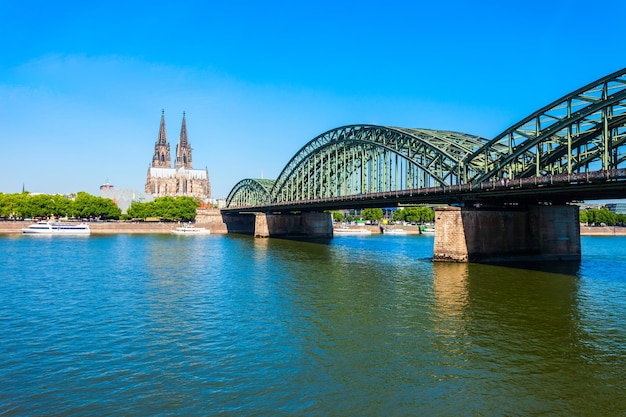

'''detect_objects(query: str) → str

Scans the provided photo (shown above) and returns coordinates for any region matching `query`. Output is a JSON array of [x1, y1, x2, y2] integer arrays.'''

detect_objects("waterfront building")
[[99, 180, 153, 214], [606, 202, 626, 214], [145, 111, 211, 200]]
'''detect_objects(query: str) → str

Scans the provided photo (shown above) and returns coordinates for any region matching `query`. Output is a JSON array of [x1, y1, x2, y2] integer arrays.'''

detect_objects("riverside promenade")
[[580, 225, 626, 236], [0, 221, 228, 235], [0, 208, 230, 235], [2, 221, 625, 236]]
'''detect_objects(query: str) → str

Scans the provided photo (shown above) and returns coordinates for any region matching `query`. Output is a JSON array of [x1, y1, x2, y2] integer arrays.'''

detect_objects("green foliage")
[[71, 192, 122, 220], [361, 208, 383, 221], [0, 192, 121, 220], [127, 196, 199, 221], [580, 207, 624, 226], [326, 210, 344, 222], [395, 206, 434, 223]]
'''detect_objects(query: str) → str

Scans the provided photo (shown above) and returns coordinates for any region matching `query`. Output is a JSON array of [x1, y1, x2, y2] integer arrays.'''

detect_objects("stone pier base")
[[433, 205, 581, 262], [222, 211, 333, 238]]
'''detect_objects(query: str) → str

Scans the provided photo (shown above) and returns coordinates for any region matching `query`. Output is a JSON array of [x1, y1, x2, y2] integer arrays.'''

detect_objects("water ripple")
[[0, 234, 624, 416]]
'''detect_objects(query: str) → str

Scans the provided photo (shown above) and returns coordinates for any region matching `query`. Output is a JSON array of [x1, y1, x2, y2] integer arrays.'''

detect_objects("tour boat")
[[22, 221, 91, 235], [382, 227, 408, 235], [171, 224, 211, 235], [333, 227, 372, 236]]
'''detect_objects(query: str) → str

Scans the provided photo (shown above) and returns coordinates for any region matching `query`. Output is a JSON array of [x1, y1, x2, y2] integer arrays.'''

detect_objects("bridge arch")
[[463, 68, 626, 185], [225, 178, 275, 208], [270, 125, 490, 203], [225, 69, 626, 209]]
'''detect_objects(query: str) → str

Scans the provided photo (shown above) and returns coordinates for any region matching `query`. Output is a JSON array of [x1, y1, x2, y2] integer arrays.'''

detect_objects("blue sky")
[[1, 0, 624, 199]]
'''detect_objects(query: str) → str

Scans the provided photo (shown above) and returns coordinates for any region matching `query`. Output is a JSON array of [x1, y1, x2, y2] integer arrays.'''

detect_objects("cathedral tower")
[[175, 112, 193, 169], [146, 110, 211, 200], [151, 110, 171, 168]]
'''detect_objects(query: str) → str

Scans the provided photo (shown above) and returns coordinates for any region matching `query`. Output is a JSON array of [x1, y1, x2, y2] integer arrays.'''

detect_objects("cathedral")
[[145, 111, 211, 200]]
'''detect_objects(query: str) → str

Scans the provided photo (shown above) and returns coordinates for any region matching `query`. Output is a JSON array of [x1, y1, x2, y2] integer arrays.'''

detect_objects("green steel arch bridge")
[[224, 69, 626, 213]]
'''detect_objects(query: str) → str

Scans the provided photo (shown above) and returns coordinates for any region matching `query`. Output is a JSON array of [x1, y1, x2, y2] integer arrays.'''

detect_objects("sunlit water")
[[0, 233, 624, 416]]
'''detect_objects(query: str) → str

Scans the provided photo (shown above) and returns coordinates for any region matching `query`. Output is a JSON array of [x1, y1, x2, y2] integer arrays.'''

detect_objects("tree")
[[68, 192, 121, 220], [397, 206, 434, 224], [326, 210, 344, 222], [594, 208, 616, 225], [579, 210, 589, 224], [126, 196, 198, 221], [392, 209, 404, 222], [419, 206, 435, 223], [361, 208, 383, 222], [127, 201, 150, 219], [581, 207, 619, 226]]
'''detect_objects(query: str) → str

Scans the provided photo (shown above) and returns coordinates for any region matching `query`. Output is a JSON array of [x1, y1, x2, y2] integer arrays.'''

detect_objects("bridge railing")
[[475, 169, 626, 191], [223, 169, 626, 211]]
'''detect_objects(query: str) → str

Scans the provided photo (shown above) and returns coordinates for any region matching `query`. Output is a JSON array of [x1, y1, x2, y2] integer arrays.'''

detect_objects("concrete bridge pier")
[[433, 205, 581, 262], [258, 211, 333, 238], [222, 211, 333, 238]]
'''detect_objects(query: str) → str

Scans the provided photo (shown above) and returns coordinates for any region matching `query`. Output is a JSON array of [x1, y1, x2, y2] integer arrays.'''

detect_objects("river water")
[[0, 233, 624, 416]]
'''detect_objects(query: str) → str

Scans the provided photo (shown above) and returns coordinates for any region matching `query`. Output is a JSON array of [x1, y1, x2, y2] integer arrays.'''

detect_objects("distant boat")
[[382, 227, 407, 235], [333, 227, 372, 236], [171, 224, 211, 235], [420, 225, 435, 235], [22, 221, 91, 236]]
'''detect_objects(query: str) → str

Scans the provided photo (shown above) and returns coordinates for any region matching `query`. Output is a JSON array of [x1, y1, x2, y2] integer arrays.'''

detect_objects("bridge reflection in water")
[[428, 259, 620, 415]]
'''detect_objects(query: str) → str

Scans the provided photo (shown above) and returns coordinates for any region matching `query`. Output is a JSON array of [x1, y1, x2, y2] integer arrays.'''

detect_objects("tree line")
[[126, 196, 198, 221], [580, 207, 626, 226], [329, 206, 435, 223], [0, 192, 122, 220], [0, 192, 200, 222]]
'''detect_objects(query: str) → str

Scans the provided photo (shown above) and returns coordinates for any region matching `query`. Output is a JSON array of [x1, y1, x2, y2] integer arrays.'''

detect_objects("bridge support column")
[[260, 212, 333, 238], [433, 205, 580, 262], [254, 213, 270, 238], [222, 211, 333, 238], [272, 212, 333, 238]]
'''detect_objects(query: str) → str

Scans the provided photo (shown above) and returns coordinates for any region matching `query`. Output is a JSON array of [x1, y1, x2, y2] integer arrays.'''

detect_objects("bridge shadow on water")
[[471, 259, 582, 277], [251, 233, 582, 276]]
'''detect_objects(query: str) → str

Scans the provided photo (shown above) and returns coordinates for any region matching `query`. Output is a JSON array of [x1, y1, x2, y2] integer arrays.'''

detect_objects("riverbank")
[[580, 225, 626, 236], [2, 221, 625, 236], [0, 221, 228, 235]]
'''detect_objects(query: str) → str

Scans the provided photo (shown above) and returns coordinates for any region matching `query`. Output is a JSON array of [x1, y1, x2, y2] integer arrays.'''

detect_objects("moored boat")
[[382, 227, 408, 235], [171, 224, 211, 235], [22, 221, 91, 235], [333, 227, 372, 236], [420, 225, 435, 235]]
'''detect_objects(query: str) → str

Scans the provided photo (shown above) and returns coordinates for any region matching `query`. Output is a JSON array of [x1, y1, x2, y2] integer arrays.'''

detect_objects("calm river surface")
[[0, 233, 624, 416]]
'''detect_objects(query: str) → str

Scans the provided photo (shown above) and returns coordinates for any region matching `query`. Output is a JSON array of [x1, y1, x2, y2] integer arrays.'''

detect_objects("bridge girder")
[[225, 178, 275, 207], [270, 125, 490, 204], [225, 68, 626, 209], [464, 68, 626, 185]]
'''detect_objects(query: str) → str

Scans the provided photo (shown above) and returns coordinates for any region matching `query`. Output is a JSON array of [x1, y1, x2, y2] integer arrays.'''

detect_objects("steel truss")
[[226, 69, 626, 208], [226, 178, 275, 207], [463, 68, 626, 185]]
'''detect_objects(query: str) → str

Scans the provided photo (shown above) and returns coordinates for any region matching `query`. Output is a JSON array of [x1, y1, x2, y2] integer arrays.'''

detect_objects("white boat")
[[382, 227, 408, 235], [171, 224, 211, 235], [420, 226, 435, 235], [22, 221, 91, 235], [333, 227, 372, 236]]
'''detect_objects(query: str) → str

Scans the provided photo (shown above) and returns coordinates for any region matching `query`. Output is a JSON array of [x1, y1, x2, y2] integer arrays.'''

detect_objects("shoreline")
[[0, 221, 228, 235], [579, 225, 626, 236], [2, 221, 625, 236]]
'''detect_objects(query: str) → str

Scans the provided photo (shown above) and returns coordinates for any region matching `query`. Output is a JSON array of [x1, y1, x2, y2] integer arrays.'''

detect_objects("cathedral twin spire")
[[151, 110, 193, 170]]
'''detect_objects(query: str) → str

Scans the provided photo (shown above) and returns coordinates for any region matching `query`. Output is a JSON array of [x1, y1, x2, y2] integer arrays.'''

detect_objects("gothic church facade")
[[145, 111, 211, 200]]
